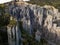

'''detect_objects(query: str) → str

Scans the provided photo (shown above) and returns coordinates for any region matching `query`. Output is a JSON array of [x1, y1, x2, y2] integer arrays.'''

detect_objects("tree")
[[0, 4, 10, 27]]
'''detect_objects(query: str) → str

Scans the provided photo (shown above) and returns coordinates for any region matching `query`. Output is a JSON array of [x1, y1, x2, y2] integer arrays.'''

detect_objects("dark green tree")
[[0, 4, 10, 27]]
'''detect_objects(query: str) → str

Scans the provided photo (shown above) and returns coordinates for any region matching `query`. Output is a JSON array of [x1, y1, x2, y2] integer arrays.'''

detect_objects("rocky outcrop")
[[6, 2, 60, 45], [7, 23, 21, 45]]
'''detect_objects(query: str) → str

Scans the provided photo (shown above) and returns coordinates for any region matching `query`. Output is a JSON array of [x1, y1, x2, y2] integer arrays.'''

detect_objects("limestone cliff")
[[6, 2, 60, 45]]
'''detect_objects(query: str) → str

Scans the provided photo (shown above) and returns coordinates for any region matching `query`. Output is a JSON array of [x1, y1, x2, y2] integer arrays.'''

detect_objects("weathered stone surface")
[[6, 2, 60, 45], [7, 24, 21, 45]]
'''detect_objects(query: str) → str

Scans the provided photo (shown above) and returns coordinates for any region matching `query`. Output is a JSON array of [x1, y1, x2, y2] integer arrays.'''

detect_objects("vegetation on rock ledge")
[[27, 0, 60, 11]]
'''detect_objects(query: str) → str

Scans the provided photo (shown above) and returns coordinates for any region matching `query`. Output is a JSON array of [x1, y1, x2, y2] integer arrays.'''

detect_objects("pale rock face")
[[23, 0, 30, 1], [7, 24, 21, 45], [44, 15, 53, 29], [7, 3, 60, 45], [35, 30, 41, 42], [37, 8, 43, 26], [53, 24, 57, 30], [7, 26, 13, 45], [10, 16, 13, 20]]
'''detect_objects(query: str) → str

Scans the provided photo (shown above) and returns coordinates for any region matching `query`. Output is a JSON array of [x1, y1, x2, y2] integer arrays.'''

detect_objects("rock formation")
[[6, 2, 60, 45]]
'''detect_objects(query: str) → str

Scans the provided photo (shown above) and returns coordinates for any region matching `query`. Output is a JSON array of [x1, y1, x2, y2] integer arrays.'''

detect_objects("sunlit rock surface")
[[6, 2, 60, 45]]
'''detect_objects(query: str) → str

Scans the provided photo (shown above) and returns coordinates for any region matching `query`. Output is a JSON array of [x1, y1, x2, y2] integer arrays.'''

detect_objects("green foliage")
[[0, 14, 10, 27], [0, 4, 5, 8], [0, 4, 10, 27], [0, 4, 16, 27], [8, 19, 16, 26]]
